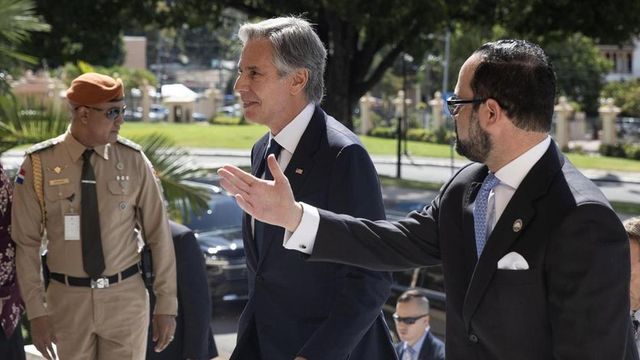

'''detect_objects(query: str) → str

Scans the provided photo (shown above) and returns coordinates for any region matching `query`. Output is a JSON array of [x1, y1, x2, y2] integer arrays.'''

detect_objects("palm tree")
[[0, 0, 50, 93]]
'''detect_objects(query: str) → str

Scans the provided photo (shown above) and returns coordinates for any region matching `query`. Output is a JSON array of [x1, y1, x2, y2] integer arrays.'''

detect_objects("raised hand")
[[217, 154, 303, 232]]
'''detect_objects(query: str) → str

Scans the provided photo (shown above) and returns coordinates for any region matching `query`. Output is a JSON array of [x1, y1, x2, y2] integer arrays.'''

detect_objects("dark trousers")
[[0, 320, 26, 360]]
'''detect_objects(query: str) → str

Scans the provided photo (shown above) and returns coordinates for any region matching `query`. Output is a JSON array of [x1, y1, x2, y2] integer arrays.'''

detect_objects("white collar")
[[494, 136, 551, 189], [271, 103, 315, 154]]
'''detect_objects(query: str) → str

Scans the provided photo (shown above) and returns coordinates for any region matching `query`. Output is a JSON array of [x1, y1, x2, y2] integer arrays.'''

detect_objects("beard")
[[454, 110, 492, 163]]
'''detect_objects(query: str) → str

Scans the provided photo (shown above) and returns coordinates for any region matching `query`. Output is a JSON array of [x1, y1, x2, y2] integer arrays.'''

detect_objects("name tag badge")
[[49, 178, 70, 186], [64, 214, 80, 240]]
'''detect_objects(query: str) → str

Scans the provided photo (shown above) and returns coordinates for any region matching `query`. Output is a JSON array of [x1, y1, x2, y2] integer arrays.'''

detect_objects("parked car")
[[149, 104, 169, 122], [180, 180, 248, 302]]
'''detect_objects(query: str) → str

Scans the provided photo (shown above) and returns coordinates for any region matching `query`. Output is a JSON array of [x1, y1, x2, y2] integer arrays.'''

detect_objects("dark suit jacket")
[[231, 106, 396, 360], [147, 221, 218, 360], [311, 143, 638, 359], [395, 331, 445, 360]]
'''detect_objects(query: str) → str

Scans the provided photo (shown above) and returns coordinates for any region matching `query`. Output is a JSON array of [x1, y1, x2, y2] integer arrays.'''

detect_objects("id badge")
[[64, 214, 80, 240]]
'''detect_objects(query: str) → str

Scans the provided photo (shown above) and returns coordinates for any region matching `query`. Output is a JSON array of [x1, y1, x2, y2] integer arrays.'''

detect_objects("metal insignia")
[[116, 162, 124, 171], [513, 219, 523, 232]]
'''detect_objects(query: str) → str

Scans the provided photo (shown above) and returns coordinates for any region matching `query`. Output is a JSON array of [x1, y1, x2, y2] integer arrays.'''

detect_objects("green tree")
[[0, 0, 49, 93], [20, 0, 132, 68], [541, 33, 611, 115], [602, 79, 640, 117]]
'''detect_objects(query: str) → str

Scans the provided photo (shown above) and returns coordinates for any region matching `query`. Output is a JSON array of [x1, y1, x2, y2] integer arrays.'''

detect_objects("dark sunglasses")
[[76, 105, 126, 121], [393, 313, 429, 325], [446, 95, 485, 116]]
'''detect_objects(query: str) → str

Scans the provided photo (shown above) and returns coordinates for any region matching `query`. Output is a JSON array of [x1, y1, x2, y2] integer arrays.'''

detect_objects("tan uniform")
[[12, 132, 177, 359]]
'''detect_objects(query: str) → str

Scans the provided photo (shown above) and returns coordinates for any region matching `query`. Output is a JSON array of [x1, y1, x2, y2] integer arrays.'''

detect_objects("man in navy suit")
[[228, 16, 395, 360], [393, 290, 444, 360], [146, 221, 218, 360], [219, 39, 638, 359]]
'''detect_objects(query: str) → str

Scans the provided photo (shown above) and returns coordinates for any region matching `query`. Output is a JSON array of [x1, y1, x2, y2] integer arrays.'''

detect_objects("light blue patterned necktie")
[[474, 173, 500, 258]]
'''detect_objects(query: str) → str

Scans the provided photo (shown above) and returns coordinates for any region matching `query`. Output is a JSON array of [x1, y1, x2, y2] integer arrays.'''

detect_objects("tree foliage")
[[602, 79, 640, 117]]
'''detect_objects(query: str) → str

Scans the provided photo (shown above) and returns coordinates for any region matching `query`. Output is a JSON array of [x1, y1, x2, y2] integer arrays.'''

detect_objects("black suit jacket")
[[395, 331, 445, 360], [312, 143, 638, 359], [231, 106, 396, 360], [147, 221, 218, 360]]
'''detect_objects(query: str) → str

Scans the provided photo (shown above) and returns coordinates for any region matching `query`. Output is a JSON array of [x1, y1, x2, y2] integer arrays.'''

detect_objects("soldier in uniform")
[[11, 72, 177, 360]]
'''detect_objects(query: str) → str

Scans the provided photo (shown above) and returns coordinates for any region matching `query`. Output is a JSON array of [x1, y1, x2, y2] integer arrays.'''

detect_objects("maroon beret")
[[66, 72, 124, 105]]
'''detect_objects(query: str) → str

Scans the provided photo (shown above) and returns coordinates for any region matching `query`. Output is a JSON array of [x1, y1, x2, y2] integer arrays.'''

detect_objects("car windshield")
[[184, 194, 243, 232]]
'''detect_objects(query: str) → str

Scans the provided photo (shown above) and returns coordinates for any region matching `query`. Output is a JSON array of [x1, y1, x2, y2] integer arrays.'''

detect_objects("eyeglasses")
[[76, 105, 126, 121], [446, 95, 485, 116], [393, 313, 429, 325]]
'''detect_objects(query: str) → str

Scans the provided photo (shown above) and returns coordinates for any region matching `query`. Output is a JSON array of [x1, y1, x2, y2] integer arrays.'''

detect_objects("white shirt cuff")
[[283, 202, 319, 255]]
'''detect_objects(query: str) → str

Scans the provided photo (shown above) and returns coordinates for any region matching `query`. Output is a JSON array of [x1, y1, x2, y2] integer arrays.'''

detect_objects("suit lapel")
[[283, 106, 324, 197], [256, 106, 324, 263], [462, 143, 563, 327]]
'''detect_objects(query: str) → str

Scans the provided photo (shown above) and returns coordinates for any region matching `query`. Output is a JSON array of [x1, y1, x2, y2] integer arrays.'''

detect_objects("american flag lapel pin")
[[295, 168, 304, 175]]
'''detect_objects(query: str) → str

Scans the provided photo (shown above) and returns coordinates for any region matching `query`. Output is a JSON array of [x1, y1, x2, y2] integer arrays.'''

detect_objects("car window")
[[184, 194, 243, 232]]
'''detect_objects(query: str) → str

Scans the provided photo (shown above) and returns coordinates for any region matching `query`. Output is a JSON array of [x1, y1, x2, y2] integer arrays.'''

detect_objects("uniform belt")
[[50, 263, 140, 289]]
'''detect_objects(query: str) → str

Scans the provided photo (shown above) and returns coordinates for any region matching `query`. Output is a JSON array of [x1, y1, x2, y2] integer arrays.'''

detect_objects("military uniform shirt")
[[12, 132, 177, 319]]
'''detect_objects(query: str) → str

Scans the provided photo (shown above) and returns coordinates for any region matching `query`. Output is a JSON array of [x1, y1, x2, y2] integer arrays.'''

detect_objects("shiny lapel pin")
[[513, 219, 523, 232], [295, 168, 304, 175]]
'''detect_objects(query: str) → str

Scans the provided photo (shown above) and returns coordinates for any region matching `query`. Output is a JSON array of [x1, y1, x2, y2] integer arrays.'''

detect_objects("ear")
[[76, 106, 90, 124], [482, 98, 502, 127], [289, 68, 309, 96]]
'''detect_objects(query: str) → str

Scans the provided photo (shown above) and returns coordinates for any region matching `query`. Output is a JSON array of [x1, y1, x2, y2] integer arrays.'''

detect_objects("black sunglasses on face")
[[76, 105, 126, 121], [393, 313, 429, 325], [446, 95, 485, 116]]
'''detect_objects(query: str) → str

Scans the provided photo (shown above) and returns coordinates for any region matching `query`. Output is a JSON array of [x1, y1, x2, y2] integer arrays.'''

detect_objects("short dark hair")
[[397, 289, 430, 313], [471, 39, 556, 132]]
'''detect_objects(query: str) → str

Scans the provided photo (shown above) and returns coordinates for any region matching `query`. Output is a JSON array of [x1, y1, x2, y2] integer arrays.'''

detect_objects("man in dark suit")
[[228, 16, 395, 360], [146, 221, 218, 360], [219, 39, 638, 359], [393, 290, 444, 360]]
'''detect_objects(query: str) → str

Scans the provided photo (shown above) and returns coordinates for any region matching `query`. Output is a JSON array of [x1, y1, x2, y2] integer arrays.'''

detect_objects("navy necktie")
[[81, 149, 105, 278], [254, 139, 282, 254], [474, 173, 500, 259]]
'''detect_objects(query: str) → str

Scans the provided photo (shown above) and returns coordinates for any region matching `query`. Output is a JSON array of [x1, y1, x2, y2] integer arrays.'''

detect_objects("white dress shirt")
[[284, 136, 552, 254]]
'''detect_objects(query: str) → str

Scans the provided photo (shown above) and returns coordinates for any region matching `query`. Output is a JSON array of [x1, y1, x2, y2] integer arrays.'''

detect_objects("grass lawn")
[[119, 122, 640, 172]]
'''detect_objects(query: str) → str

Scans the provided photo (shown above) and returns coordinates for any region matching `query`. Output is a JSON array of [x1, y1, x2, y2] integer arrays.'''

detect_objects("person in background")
[[147, 220, 218, 360], [394, 289, 444, 360], [625, 216, 640, 355], [229, 16, 395, 360], [0, 164, 25, 360], [218, 39, 638, 359], [12, 72, 177, 360]]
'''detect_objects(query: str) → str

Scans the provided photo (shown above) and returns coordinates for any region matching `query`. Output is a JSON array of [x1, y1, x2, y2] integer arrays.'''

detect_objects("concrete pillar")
[[428, 91, 444, 129], [599, 97, 621, 145], [571, 111, 587, 140], [359, 93, 376, 135], [553, 96, 573, 149]]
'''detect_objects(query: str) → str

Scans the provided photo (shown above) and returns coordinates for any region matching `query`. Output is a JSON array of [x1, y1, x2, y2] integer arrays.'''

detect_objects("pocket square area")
[[497, 251, 529, 270]]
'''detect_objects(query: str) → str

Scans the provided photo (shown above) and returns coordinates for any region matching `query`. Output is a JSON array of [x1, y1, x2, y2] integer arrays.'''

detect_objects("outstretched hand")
[[217, 154, 303, 232]]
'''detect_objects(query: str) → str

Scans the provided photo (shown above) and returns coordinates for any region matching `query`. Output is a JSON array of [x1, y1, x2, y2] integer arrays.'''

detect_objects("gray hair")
[[238, 16, 327, 104]]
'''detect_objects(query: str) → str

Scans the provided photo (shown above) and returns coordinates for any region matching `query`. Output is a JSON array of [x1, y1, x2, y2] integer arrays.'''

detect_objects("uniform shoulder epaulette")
[[116, 136, 142, 151], [25, 135, 64, 154]]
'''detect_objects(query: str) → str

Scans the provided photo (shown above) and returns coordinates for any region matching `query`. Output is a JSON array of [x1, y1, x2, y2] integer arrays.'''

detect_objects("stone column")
[[428, 91, 444, 129], [359, 93, 376, 135], [572, 111, 587, 140], [553, 96, 573, 149], [599, 98, 621, 145]]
